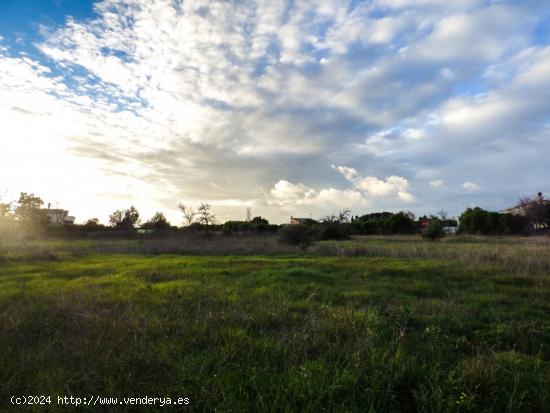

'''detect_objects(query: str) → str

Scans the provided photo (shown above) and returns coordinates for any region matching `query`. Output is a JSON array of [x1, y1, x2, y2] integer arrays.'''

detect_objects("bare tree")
[[197, 203, 215, 226], [321, 209, 351, 224], [517, 194, 550, 231], [436, 210, 448, 221], [178, 204, 197, 226]]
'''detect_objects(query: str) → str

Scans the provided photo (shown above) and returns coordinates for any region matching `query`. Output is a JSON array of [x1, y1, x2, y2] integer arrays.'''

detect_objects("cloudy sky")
[[1, 0, 549, 224]]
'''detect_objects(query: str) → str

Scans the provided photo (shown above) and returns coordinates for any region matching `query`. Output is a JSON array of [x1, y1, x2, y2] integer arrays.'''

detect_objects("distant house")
[[419, 216, 458, 235], [502, 192, 550, 216], [43, 205, 75, 225], [502, 192, 550, 231], [443, 226, 457, 235]]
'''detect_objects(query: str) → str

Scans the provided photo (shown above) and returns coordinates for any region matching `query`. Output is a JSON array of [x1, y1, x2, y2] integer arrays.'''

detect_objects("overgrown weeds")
[[1, 237, 549, 411]]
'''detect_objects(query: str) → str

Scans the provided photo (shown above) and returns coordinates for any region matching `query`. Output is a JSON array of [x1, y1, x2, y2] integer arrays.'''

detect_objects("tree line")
[[1, 191, 549, 240]]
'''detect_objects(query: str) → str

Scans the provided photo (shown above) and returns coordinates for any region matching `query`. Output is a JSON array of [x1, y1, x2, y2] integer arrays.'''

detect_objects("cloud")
[[331, 165, 359, 181], [270, 180, 317, 201], [356, 176, 413, 200], [332, 165, 415, 202], [463, 182, 480, 192], [268, 180, 368, 214], [0, 0, 548, 222]]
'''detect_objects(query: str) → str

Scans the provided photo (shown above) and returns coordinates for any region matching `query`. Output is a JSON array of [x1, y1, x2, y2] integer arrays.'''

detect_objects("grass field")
[[1, 236, 549, 412]]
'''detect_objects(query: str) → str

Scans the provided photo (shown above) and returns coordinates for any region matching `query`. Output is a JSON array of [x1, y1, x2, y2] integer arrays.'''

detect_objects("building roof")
[[290, 217, 309, 224], [502, 193, 550, 215]]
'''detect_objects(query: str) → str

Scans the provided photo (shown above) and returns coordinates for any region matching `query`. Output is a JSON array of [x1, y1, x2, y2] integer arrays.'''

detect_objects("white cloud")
[[1, 0, 548, 223], [270, 180, 317, 201], [411, 5, 529, 62], [331, 165, 359, 181], [268, 180, 368, 215], [463, 182, 480, 192], [333, 166, 415, 202], [430, 180, 444, 188]]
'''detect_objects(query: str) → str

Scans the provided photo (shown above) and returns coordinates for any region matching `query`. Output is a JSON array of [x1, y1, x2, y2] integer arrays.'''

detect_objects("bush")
[[383, 212, 417, 234], [350, 212, 393, 235], [278, 224, 314, 248], [459, 207, 529, 235], [422, 219, 444, 241], [223, 218, 279, 235], [315, 223, 349, 240], [350, 211, 417, 235]]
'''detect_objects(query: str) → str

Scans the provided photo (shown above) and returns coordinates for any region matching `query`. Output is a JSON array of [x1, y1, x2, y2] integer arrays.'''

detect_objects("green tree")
[[422, 219, 444, 241], [250, 216, 269, 225], [109, 206, 140, 229], [85, 218, 100, 227], [109, 210, 124, 228], [14, 192, 46, 226], [459, 207, 528, 235], [383, 212, 416, 234], [142, 212, 171, 230]]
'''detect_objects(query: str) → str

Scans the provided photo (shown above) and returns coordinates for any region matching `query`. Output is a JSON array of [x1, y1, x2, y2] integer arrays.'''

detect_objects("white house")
[[43, 206, 75, 225]]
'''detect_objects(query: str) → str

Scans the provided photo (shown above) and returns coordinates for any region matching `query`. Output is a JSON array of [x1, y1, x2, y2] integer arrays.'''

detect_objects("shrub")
[[278, 224, 314, 248], [459, 207, 529, 235], [315, 223, 349, 240], [383, 212, 417, 234], [350, 211, 417, 235], [422, 219, 444, 241], [350, 212, 393, 235]]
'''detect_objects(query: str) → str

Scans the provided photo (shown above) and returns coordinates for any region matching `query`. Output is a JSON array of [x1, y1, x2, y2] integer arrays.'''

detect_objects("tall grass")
[[0, 251, 548, 412], [2, 234, 550, 276]]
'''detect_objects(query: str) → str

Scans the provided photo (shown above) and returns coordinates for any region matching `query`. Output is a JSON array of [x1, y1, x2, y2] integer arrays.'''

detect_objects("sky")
[[1, 0, 549, 225]]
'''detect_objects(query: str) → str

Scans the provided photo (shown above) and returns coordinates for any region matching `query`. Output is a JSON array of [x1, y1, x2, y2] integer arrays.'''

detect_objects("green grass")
[[1, 238, 549, 412]]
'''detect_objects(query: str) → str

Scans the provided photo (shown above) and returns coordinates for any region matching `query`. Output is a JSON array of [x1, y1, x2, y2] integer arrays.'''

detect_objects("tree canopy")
[[109, 206, 140, 229]]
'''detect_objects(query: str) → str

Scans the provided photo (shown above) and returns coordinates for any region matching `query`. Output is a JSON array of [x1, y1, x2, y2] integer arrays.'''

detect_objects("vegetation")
[[178, 203, 197, 227], [422, 219, 444, 241], [278, 223, 315, 248], [458, 207, 528, 235], [0, 237, 549, 412], [196, 202, 216, 226], [315, 222, 350, 240], [516, 194, 550, 230], [141, 212, 172, 230], [223, 217, 278, 235], [3, 190, 550, 241], [2, 191, 550, 409], [350, 211, 419, 235], [316, 210, 351, 240], [108, 206, 141, 229]]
